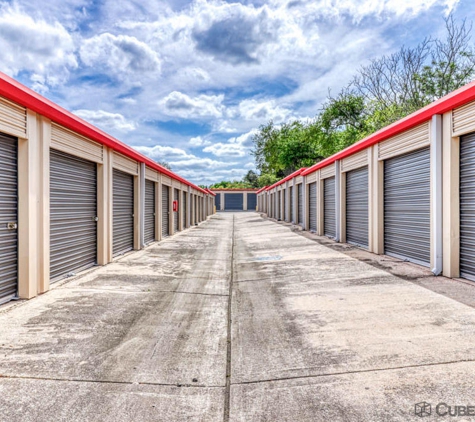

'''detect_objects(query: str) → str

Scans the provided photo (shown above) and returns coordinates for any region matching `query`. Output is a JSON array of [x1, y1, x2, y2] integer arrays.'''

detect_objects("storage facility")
[[257, 81, 475, 283], [211, 189, 258, 211], [0, 73, 215, 305]]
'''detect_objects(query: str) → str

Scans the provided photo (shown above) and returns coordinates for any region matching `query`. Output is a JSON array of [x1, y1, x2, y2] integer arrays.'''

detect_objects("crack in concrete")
[[230, 358, 475, 386], [223, 214, 235, 422], [0, 373, 224, 389]]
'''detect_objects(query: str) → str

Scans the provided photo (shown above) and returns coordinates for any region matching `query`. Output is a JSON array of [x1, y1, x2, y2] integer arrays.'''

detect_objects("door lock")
[[93, 216, 99, 222], [7, 222, 17, 230]]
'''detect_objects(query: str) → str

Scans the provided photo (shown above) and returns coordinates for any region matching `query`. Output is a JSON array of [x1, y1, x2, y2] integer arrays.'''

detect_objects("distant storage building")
[[211, 189, 258, 212], [0, 73, 215, 305]]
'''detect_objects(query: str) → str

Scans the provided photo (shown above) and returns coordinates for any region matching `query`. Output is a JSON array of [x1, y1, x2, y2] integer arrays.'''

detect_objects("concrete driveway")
[[1, 213, 475, 421]]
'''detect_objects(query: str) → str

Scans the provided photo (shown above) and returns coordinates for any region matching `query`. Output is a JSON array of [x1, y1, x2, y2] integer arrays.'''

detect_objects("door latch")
[[93, 216, 99, 222], [7, 222, 17, 230]]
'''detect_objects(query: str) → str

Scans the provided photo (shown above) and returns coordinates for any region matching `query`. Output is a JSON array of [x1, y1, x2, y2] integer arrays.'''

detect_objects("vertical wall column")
[[292, 179, 297, 224], [18, 111, 50, 298], [157, 175, 163, 241], [369, 145, 384, 254], [169, 185, 174, 235], [431, 115, 443, 275], [243, 192, 248, 211], [302, 177, 307, 230], [97, 146, 112, 265], [187, 187, 191, 228], [133, 170, 142, 250], [317, 171, 324, 236], [139, 163, 145, 248], [179, 189, 184, 231], [220, 192, 224, 211], [442, 112, 460, 278], [338, 162, 346, 244], [335, 161, 341, 242]]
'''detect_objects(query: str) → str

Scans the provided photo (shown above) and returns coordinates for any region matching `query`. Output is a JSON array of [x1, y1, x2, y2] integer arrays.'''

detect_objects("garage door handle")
[[7, 222, 17, 230], [93, 216, 99, 222]]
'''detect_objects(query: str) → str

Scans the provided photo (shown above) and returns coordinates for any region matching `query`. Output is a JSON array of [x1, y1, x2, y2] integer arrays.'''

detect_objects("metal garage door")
[[183, 192, 187, 229], [346, 167, 369, 248], [309, 182, 317, 232], [290, 187, 294, 222], [174, 189, 179, 232], [324, 177, 336, 238], [278, 191, 281, 220], [0, 134, 18, 303], [384, 148, 430, 266], [162, 185, 170, 237], [224, 193, 243, 210], [283, 189, 288, 221], [144, 179, 155, 245], [215, 193, 221, 210], [113, 169, 134, 257], [298, 184, 303, 226], [460, 133, 475, 280], [247, 193, 257, 211], [50, 150, 97, 280]]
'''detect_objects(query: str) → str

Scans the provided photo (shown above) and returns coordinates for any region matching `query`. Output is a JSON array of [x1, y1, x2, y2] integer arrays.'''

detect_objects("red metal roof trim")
[[302, 80, 475, 176], [256, 186, 268, 194], [0, 72, 207, 194], [205, 188, 216, 196], [265, 168, 307, 191]]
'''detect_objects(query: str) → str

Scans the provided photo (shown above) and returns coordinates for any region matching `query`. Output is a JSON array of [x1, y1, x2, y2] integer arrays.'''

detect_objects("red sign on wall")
[[173, 200, 178, 212]]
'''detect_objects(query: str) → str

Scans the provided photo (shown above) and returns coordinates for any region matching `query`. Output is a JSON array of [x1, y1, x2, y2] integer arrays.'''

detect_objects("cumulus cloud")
[[237, 98, 294, 122], [0, 4, 77, 86], [189, 136, 211, 146], [73, 109, 137, 132], [158, 91, 225, 119], [203, 130, 256, 157], [79, 33, 161, 76]]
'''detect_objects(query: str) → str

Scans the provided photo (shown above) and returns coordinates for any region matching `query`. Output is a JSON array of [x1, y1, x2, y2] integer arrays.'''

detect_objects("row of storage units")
[[212, 189, 258, 211], [257, 80, 475, 284], [0, 75, 216, 305]]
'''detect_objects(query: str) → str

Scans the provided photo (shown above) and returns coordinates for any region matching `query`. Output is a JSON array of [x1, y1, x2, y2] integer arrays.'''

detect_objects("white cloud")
[[158, 91, 225, 119], [79, 33, 161, 76], [237, 98, 295, 123], [189, 136, 211, 146], [203, 130, 256, 157], [0, 4, 77, 86], [244, 162, 256, 169], [73, 109, 136, 132]]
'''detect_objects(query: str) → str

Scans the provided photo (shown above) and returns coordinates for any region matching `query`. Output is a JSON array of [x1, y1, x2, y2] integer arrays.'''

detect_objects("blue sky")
[[0, 0, 472, 184]]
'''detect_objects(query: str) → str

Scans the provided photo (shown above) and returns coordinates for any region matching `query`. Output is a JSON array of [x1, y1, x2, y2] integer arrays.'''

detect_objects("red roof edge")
[[256, 185, 268, 194], [266, 168, 307, 191], [302, 80, 475, 176], [0, 72, 207, 194], [205, 188, 216, 196]]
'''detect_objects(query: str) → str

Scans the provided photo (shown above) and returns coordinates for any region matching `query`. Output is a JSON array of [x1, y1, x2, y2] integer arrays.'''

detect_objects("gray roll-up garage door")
[[283, 189, 288, 221], [324, 177, 336, 238], [183, 192, 187, 229], [50, 150, 97, 281], [174, 189, 179, 232], [384, 147, 430, 266], [144, 179, 155, 245], [162, 185, 170, 237], [247, 193, 257, 211], [290, 187, 294, 222], [224, 193, 243, 210], [309, 182, 317, 232], [298, 184, 303, 226], [0, 134, 18, 303], [460, 134, 475, 280], [278, 191, 281, 220], [113, 168, 134, 257], [346, 167, 369, 248], [215, 193, 221, 210]]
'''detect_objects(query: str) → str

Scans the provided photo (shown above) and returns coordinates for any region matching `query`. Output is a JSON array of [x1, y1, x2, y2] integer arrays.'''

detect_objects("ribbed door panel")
[[247, 193, 257, 211], [215, 193, 221, 210], [224, 193, 243, 210], [283, 189, 288, 221], [162, 186, 169, 237], [290, 187, 294, 222], [460, 133, 475, 280], [50, 149, 97, 280], [144, 180, 155, 245], [324, 177, 336, 238], [298, 184, 303, 225], [0, 134, 17, 303], [278, 191, 281, 220], [309, 182, 317, 232], [174, 189, 179, 232], [183, 192, 187, 228], [384, 148, 430, 266], [346, 167, 369, 248], [112, 169, 134, 257]]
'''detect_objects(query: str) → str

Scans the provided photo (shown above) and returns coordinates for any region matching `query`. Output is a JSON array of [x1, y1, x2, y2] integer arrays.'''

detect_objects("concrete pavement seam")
[[229, 358, 475, 386], [223, 214, 235, 422]]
